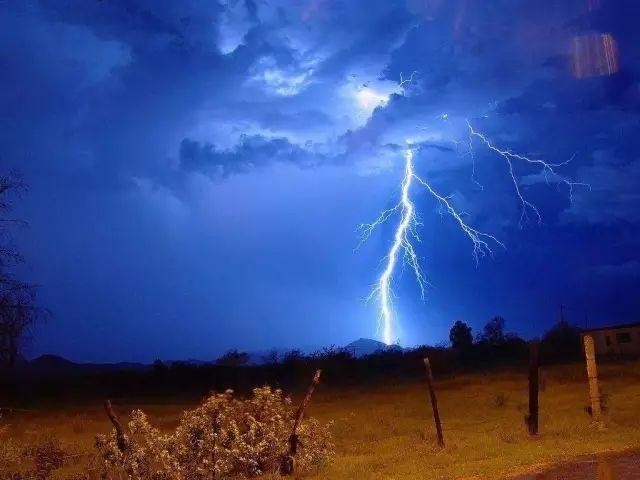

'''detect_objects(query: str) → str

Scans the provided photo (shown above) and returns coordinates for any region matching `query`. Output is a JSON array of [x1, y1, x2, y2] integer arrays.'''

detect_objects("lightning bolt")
[[359, 147, 503, 345], [360, 121, 589, 345]]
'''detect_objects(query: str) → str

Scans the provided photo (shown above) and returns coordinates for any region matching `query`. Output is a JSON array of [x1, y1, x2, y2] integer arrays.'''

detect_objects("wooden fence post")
[[526, 341, 540, 435], [281, 369, 322, 475], [104, 400, 128, 452], [422, 358, 444, 447], [583, 335, 605, 429]]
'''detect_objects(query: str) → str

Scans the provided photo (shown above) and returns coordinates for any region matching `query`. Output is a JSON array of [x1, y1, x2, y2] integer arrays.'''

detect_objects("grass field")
[[2, 361, 640, 479]]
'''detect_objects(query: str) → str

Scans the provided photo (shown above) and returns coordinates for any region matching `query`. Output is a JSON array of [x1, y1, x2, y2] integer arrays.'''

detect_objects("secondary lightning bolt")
[[466, 121, 590, 227], [359, 147, 503, 345]]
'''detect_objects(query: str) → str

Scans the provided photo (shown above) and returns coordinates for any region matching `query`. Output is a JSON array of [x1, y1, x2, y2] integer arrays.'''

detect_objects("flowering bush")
[[95, 387, 333, 479]]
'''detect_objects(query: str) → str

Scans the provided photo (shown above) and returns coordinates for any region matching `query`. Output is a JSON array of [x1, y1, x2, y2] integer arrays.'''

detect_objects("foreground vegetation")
[[2, 360, 640, 479], [1, 387, 333, 479]]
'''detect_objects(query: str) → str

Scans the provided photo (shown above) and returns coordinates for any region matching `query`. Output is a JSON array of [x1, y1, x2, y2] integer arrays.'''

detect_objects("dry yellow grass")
[[310, 362, 640, 479], [3, 361, 640, 479]]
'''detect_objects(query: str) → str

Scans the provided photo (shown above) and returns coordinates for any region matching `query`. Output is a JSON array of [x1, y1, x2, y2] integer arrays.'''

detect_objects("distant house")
[[581, 322, 640, 355]]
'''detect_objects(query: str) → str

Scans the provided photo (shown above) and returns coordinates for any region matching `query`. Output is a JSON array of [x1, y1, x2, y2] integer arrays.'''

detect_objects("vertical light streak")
[[571, 33, 620, 78], [377, 149, 421, 345]]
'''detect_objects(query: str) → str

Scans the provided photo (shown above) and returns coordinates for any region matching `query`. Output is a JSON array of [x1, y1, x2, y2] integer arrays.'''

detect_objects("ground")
[[2, 361, 640, 479]]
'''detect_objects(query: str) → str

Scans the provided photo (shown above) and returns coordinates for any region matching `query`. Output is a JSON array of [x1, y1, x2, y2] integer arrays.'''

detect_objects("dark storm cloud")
[[258, 109, 333, 131], [38, 0, 222, 51], [179, 134, 325, 177], [343, 0, 640, 226], [2, 0, 321, 189]]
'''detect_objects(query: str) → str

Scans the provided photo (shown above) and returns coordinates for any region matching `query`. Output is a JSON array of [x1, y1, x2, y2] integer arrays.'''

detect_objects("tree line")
[[209, 316, 583, 369], [448, 315, 583, 365]]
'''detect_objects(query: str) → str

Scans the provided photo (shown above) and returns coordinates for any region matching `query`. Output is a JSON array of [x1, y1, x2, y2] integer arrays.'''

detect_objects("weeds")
[[0, 431, 66, 480], [70, 415, 90, 435], [26, 438, 66, 479], [493, 393, 507, 408]]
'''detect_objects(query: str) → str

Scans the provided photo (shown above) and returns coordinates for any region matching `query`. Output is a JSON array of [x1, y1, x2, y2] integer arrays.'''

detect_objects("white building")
[[581, 322, 640, 355]]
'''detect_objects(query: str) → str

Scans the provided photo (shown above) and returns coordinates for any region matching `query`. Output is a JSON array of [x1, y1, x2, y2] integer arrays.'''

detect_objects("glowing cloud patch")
[[356, 88, 389, 113], [217, 0, 252, 55], [248, 56, 316, 96]]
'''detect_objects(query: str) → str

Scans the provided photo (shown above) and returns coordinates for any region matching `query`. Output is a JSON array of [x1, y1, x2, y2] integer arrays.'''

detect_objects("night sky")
[[1, 0, 639, 362]]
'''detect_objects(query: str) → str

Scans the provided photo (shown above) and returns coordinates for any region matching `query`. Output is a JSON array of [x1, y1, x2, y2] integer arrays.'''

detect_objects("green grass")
[[3, 361, 640, 479]]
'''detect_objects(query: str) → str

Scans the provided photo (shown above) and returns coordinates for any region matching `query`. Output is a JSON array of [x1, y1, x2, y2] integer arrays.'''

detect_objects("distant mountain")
[[29, 354, 76, 369], [16, 355, 151, 376], [344, 338, 401, 357]]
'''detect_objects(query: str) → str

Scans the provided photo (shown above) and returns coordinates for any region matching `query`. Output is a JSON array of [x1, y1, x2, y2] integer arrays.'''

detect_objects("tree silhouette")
[[541, 319, 582, 362], [449, 320, 473, 350], [482, 316, 506, 346], [216, 349, 250, 366]]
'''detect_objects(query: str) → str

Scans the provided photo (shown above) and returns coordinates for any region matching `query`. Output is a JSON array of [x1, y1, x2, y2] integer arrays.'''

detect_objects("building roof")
[[581, 322, 640, 333]]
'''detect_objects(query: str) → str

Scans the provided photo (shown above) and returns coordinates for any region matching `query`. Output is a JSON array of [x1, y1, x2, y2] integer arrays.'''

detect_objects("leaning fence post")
[[525, 341, 540, 435], [104, 400, 128, 452], [583, 335, 605, 429], [422, 357, 444, 447], [281, 369, 322, 475]]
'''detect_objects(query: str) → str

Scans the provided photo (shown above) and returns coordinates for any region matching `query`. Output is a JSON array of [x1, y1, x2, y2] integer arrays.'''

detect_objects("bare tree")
[[0, 173, 44, 366]]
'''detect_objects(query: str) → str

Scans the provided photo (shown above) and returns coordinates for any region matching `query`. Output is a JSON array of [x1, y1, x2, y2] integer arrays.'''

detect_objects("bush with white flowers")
[[95, 387, 333, 479]]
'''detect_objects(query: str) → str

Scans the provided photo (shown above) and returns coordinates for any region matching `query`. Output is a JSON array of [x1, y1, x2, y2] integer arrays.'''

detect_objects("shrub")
[[95, 387, 333, 479], [540, 320, 582, 363]]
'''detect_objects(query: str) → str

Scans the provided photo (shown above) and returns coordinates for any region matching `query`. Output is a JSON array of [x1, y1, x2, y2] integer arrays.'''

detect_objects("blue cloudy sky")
[[1, 0, 639, 362]]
